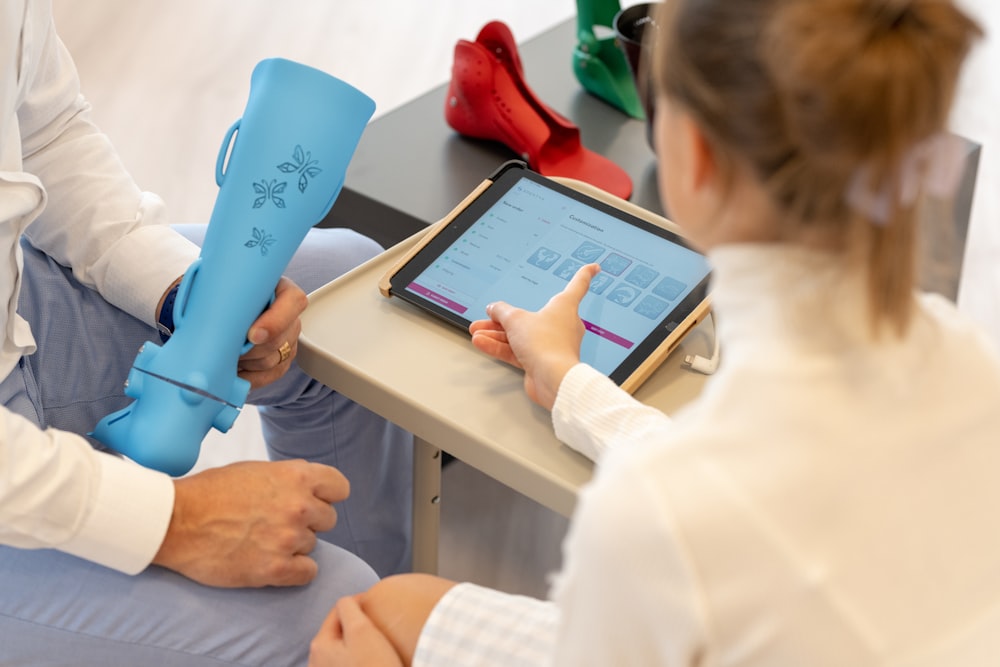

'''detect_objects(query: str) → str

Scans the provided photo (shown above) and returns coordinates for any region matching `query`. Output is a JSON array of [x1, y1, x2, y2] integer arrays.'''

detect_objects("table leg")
[[411, 436, 442, 573]]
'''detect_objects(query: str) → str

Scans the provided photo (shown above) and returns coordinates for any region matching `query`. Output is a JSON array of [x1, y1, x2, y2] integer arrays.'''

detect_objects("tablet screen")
[[388, 164, 712, 386]]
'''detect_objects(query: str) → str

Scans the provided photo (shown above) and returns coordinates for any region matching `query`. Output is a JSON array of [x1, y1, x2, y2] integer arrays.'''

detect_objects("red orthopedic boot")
[[445, 21, 633, 200]]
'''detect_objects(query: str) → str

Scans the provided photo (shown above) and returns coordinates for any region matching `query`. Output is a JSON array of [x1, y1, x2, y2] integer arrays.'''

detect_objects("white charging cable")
[[683, 310, 720, 375]]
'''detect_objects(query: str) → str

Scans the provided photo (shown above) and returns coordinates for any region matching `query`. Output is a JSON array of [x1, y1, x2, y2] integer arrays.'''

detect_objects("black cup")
[[613, 2, 660, 147]]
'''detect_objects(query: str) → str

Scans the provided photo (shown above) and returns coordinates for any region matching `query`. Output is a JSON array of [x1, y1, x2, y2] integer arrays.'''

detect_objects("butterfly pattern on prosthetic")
[[246, 144, 325, 255]]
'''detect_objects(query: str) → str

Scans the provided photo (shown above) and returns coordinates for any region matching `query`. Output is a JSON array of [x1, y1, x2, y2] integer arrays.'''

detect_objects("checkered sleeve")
[[413, 582, 558, 666]]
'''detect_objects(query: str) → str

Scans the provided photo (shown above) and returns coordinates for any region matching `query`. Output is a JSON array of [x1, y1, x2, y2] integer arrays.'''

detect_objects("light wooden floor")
[[52, 1, 999, 598]]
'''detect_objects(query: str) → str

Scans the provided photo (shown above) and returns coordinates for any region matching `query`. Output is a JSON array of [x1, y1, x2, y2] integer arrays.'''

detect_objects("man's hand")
[[152, 459, 348, 587], [238, 276, 308, 390]]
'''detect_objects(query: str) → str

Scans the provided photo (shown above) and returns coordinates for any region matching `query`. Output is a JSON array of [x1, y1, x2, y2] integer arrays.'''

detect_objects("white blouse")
[[416, 243, 1000, 666]]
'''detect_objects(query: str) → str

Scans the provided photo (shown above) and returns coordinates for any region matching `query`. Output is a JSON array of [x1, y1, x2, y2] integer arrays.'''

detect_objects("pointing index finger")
[[552, 263, 601, 307]]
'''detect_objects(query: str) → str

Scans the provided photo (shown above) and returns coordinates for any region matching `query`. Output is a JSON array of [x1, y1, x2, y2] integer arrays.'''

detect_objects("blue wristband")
[[157, 283, 180, 343]]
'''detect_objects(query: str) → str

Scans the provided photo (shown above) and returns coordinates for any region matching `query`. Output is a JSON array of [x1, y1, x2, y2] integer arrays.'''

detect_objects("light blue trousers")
[[0, 227, 413, 666]]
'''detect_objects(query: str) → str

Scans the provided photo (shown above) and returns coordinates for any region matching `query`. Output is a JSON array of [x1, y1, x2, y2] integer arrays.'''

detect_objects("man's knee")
[[311, 540, 380, 593], [284, 227, 383, 293]]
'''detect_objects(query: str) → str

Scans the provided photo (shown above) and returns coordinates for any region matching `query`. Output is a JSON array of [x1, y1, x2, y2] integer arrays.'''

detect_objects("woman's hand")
[[238, 276, 308, 390], [309, 595, 404, 667], [309, 574, 457, 666], [469, 263, 599, 410]]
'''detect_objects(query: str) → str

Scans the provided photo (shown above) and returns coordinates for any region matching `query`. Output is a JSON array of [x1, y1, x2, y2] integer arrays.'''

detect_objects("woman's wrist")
[[536, 355, 580, 411]]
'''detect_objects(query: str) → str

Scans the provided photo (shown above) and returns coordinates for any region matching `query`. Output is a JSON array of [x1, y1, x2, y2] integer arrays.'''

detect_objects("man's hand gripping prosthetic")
[[91, 59, 375, 476]]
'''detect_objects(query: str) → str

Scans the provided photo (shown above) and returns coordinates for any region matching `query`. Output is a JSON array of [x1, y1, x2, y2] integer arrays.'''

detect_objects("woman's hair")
[[652, 0, 982, 335]]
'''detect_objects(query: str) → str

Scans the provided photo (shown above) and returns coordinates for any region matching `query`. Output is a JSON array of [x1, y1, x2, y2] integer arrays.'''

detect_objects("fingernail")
[[248, 328, 268, 345]]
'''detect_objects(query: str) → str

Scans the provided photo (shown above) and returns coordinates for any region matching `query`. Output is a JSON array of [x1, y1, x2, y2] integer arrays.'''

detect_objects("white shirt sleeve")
[[552, 363, 675, 462], [413, 364, 701, 666], [548, 448, 709, 666], [0, 2, 180, 573], [16, 8, 198, 326], [412, 444, 709, 667], [414, 583, 559, 667], [0, 408, 174, 574]]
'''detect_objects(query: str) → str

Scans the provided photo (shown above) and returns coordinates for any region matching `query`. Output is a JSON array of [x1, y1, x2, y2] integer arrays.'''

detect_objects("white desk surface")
[[298, 230, 713, 517]]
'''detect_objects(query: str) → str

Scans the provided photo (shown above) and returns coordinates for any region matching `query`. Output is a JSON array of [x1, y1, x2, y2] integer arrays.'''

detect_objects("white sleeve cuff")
[[552, 363, 674, 463], [91, 195, 200, 326], [551, 363, 623, 462], [58, 450, 175, 575], [415, 582, 558, 667]]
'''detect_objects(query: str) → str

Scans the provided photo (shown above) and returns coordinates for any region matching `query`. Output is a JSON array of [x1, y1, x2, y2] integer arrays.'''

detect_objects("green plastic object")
[[573, 0, 645, 119]]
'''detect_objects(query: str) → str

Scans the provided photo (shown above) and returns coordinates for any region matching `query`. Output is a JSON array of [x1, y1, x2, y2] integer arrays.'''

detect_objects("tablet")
[[379, 161, 712, 393]]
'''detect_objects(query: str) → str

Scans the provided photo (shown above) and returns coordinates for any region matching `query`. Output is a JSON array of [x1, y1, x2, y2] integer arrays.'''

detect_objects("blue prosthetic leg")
[[92, 58, 376, 476]]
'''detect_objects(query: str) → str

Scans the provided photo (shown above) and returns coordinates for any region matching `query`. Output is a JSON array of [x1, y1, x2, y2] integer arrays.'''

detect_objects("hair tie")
[[846, 133, 967, 226]]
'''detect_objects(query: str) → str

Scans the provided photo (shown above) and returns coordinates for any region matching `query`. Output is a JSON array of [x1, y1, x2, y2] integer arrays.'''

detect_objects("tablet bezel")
[[379, 161, 712, 393]]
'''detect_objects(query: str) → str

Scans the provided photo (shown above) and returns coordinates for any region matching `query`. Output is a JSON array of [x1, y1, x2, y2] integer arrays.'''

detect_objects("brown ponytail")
[[653, 0, 982, 335]]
